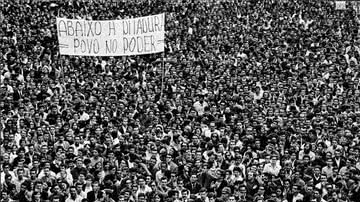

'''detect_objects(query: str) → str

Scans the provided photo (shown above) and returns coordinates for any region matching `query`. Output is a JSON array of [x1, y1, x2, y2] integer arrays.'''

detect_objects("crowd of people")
[[1, 0, 360, 201]]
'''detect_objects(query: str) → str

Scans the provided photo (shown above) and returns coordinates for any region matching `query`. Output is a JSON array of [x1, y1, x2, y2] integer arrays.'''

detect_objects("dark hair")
[[233, 167, 242, 173], [52, 194, 61, 199], [138, 193, 146, 198], [151, 193, 163, 202]]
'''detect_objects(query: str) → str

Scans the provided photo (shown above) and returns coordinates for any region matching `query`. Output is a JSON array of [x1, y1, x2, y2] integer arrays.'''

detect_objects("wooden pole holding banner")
[[161, 52, 165, 99], [55, 5, 65, 87]]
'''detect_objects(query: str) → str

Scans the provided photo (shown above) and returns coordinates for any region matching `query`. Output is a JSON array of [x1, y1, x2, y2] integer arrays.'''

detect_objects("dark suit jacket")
[[87, 190, 101, 202], [12, 89, 23, 101], [312, 174, 321, 185], [71, 167, 88, 181], [185, 182, 202, 194], [213, 180, 229, 197], [333, 158, 346, 170]]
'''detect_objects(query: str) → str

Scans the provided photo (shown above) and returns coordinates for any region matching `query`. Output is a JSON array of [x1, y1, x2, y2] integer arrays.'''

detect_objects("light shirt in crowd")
[[65, 195, 83, 202], [263, 163, 282, 176], [193, 100, 208, 116]]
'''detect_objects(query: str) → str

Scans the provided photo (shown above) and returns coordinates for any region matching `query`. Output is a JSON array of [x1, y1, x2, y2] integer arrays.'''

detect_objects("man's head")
[[326, 158, 333, 167], [70, 186, 77, 198], [138, 193, 146, 202], [190, 174, 197, 183], [271, 155, 277, 165], [76, 158, 83, 168], [292, 184, 300, 194], [138, 177, 145, 187], [92, 181, 100, 191]]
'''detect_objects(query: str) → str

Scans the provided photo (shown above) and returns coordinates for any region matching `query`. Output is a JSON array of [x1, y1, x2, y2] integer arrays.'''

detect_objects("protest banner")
[[56, 13, 165, 56], [335, 1, 347, 10]]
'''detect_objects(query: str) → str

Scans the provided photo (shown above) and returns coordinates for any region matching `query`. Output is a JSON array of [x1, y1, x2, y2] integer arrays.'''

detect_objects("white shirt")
[[356, 162, 360, 170], [252, 91, 264, 100], [136, 185, 152, 198], [0, 171, 16, 185], [315, 183, 328, 197], [292, 193, 304, 202], [263, 163, 282, 176], [56, 171, 74, 186], [5, 84, 14, 94], [193, 101, 208, 116], [79, 112, 90, 121], [14, 132, 22, 148], [299, 16, 313, 30], [228, 163, 246, 177], [37, 170, 57, 179], [230, 175, 244, 183], [65, 195, 83, 202], [73, 143, 84, 156], [298, 150, 316, 161], [84, 185, 93, 195], [203, 128, 220, 138]]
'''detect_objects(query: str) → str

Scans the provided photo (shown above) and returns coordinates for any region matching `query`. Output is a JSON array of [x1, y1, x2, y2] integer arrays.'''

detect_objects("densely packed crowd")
[[1, 0, 360, 201]]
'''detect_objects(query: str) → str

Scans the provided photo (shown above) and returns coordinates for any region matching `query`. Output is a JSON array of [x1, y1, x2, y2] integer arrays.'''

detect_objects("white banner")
[[335, 1, 346, 10], [56, 13, 165, 56]]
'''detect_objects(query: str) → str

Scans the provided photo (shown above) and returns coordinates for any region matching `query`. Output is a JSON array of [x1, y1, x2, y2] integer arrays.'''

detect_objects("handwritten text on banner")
[[56, 14, 165, 56], [335, 1, 346, 10]]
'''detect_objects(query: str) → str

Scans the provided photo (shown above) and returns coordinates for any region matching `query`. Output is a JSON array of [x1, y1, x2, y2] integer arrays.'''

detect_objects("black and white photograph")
[[1, 0, 360, 202]]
